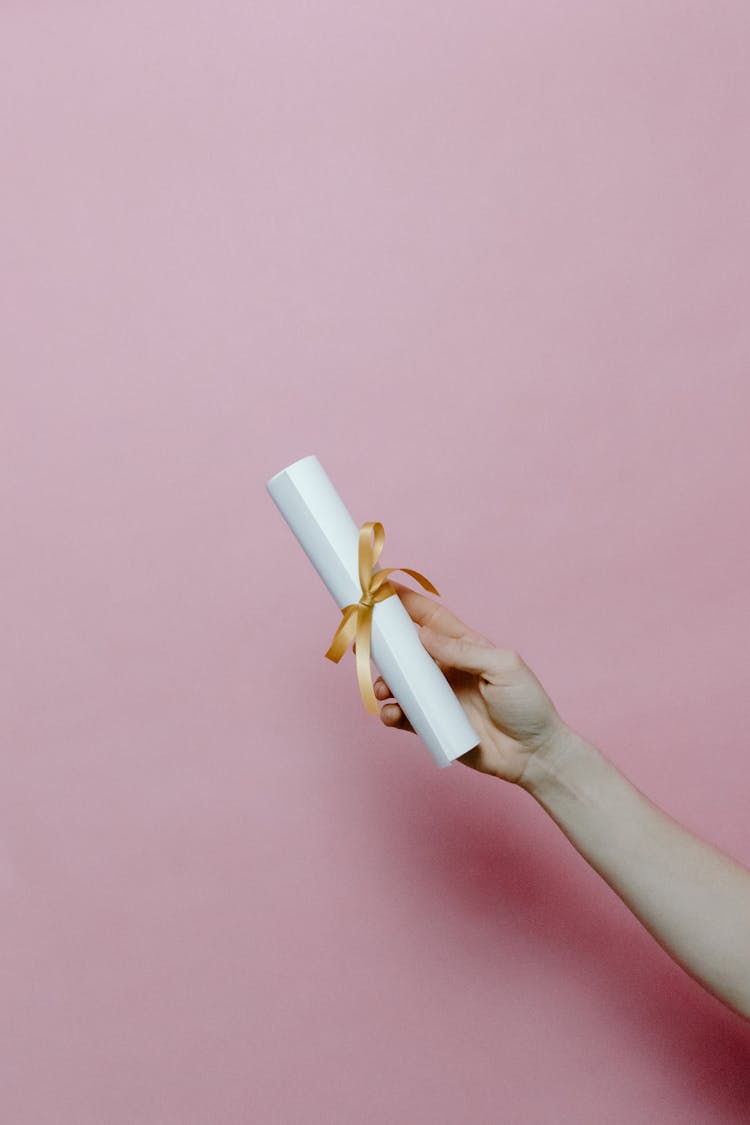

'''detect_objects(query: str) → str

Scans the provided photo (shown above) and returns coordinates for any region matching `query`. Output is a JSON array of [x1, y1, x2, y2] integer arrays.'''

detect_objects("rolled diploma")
[[266, 454, 481, 768]]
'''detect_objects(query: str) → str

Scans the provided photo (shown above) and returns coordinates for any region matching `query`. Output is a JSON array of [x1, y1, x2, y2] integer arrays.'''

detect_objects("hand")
[[374, 583, 569, 785]]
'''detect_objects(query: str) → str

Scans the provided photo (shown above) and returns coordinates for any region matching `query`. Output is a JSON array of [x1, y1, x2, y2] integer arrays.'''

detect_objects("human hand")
[[374, 583, 570, 785]]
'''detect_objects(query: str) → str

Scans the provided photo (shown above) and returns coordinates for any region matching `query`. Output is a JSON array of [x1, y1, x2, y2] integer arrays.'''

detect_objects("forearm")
[[519, 728, 750, 1021]]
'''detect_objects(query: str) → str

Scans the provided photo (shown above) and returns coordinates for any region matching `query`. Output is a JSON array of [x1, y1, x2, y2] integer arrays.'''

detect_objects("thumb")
[[418, 625, 498, 676]]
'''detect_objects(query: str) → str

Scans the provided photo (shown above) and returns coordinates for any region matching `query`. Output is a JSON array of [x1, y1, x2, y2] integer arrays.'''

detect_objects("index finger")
[[388, 580, 492, 644]]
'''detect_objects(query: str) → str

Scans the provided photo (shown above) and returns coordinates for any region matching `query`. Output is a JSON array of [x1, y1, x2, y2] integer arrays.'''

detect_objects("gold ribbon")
[[324, 521, 440, 714]]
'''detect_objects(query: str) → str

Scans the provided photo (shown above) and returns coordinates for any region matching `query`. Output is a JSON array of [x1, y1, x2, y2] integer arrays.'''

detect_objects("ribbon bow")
[[324, 521, 440, 714]]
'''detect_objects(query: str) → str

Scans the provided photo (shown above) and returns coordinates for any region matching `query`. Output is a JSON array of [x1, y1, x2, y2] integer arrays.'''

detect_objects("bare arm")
[[375, 583, 750, 1022], [519, 727, 750, 1022]]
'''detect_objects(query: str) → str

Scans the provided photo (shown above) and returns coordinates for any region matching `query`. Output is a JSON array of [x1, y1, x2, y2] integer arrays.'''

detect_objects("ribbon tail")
[[377, 566, 440, 598], [353, 604, 379, 714], [324, 604, 359, 664]]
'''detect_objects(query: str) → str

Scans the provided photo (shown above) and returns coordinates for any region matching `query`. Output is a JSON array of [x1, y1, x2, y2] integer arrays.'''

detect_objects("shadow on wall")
[[363, 753, 750, 1123]]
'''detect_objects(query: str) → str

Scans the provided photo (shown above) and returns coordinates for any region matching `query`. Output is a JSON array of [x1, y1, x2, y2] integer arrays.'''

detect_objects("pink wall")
[[3, 2, 750, 1122]]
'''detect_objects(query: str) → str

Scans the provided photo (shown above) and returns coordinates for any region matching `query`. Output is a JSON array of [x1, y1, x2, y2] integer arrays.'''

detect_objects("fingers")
[[374, 675, 413, 733], [380, 702, 412, 732], [373, 676, 390, 701], [389, 580, 492, 645], [418, 624, 498, 676]]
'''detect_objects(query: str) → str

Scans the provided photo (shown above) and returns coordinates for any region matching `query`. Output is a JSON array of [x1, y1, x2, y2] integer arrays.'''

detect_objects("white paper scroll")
[[266, 454, 480, 768]]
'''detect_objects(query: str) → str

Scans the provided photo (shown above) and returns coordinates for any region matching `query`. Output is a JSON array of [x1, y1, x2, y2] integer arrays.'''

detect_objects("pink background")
[[3, 2, 750, 1122]]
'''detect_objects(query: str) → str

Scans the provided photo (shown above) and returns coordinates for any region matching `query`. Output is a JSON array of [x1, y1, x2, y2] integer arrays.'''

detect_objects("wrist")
[[517, 722, 592, 798]]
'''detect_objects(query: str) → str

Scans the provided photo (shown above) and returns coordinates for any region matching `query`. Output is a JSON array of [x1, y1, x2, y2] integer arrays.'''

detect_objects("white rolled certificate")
[[266, 454, 480, 768]]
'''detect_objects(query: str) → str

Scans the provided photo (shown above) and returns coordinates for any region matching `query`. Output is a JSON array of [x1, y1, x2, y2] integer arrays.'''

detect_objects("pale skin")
[[372, 582, 750, 1024]]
